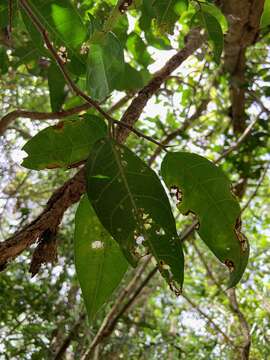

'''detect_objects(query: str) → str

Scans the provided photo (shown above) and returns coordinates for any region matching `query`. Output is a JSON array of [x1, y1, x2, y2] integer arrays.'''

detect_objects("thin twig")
[[227, 288, 251, 360], [0, 103, 92, 136], [192, 240, 224, 292], [0, 93, 133, 136], [149, 99, 209, 165], [182, 292, 234, 345], [83, 265, 157, 359], [215, 117, 258, 163], [241, 164, 269, 213], [116, 28, 205, 143], [54, 313, 86, 360]]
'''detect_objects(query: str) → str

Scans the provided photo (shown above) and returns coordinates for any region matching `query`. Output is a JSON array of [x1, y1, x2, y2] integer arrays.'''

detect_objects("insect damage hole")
[[136, 235, 145, 245], [159, 260, 170, 271], [224, 259, 235, 273], [170, 185, 183, 205], [169, 280, 182, 297], [234, 216, 248, 252], [133, 232, 149, 258]]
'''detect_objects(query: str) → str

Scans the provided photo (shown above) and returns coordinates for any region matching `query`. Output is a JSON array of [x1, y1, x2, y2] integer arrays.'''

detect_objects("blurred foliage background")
[[0, 0, 270, 359]]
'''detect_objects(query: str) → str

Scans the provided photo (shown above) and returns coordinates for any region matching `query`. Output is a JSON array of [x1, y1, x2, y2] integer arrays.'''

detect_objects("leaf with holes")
[[86, 138, 184, 293], [86, 32, 124, 101], [22, 115, 106, 170], [161, 152, 249, 288], [74, 196, 128, 322]]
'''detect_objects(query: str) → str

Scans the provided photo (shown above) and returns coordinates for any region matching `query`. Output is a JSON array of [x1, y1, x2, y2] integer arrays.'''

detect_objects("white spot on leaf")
[[91, 241, 104, 250]]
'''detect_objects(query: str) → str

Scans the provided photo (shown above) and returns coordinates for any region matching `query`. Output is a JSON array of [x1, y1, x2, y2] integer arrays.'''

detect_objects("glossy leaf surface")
[[86, 138, 184, 292], [161, 152, 249, 288], [22, 115, 106, 170], [74, 196, 128, 321]]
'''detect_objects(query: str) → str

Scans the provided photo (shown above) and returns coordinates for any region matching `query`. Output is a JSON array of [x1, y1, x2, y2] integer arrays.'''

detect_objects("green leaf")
[[161, 152, 249, 288], [140, 0, 188, 34], [48, 63, 66, 112], [115, 63, 149, 92], [199, 2, 228, 32], [126, 32, 153, 67], [21, 0, 87, 74], [261, 0, 270, 28], [153, 0, 188, 33], [197, 10, 224, 63], [86, 32, 124, 101], [86, 138, 184, 293], [27, 0, 87, 49], [22, 115, 106, 170], [74, 196, 128, 322], [144, 28, 172, 50], [0, 2, 8, 29]]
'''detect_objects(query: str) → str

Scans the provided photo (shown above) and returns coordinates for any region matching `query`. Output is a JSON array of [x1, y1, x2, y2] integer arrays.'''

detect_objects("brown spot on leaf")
[[184, 210, 196, 217], [53, 121, 65, 131], [170, 185, 183, 204], [195, 221, 200, 230], [46, 163, 62, 169], [67, 159, 86, 169]]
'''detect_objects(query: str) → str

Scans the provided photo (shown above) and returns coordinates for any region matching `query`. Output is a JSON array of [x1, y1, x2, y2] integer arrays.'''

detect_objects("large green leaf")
[[74, 196, 128, 322], [25, 0, 87, 49], [21, 0, 87, 74], [86, 32, 124, 101], [86, 138, 184, 293], [22, 115, 106, 170], [161, 152, 249, 288]]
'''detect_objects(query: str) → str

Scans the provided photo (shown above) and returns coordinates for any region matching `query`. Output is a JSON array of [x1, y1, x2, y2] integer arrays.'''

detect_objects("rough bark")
[[218, 0, 265, 133]]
